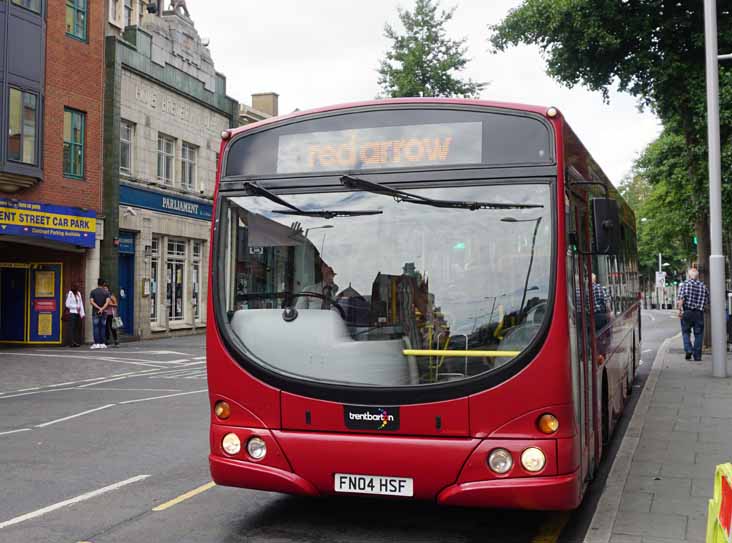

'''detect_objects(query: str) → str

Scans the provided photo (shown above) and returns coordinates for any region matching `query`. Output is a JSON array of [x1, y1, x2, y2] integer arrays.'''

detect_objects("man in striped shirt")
[[676, 267, 709, 361]]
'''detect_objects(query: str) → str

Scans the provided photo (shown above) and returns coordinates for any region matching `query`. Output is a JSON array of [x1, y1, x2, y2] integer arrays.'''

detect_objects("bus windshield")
[[218, 183, 552, 387]]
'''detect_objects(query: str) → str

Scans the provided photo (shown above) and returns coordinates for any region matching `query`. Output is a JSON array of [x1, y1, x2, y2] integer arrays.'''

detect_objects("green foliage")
[[490, 0, 732, 274], [378, 0, 486, 98]]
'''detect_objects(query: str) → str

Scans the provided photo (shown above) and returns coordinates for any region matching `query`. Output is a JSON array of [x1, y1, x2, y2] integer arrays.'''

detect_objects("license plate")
[[334, 473, 413, 497]]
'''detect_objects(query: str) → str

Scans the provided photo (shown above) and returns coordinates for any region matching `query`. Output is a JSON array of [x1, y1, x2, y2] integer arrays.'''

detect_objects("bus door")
[[569, 194, 598, 481]]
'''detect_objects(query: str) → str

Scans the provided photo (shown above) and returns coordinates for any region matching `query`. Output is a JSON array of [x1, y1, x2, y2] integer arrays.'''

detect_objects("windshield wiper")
[[340, 175, 544, 211], [243, 182, 382, 219]]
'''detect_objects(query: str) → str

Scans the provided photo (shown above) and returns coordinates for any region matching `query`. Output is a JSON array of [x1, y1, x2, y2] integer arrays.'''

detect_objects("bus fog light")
[[521, 447, 546, 472], [247, 437, 267, 460], [537, 414, 559, 434], [214, 401, 231, 420], [222, 433, 241, 455], [487, 448, 513, 474]]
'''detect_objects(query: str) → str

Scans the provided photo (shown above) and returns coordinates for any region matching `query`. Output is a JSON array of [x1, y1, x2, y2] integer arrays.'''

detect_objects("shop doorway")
[[118, 232, 135, 336], [0, 267, 27, 342]]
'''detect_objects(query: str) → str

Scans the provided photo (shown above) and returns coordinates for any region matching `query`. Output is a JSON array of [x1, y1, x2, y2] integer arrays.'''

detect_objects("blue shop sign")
[[0, 198, 96, 248], [120, 184, 213, 221]]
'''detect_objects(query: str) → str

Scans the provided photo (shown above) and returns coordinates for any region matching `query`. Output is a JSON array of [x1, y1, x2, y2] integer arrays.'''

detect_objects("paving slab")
[[585, 334, 732, 543]]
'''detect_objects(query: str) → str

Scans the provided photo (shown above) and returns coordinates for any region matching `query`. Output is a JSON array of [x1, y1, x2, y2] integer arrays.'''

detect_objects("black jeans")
[[105, 315, 118, 345], [68, 313, 82, 346], [681, 309, 704, 359]]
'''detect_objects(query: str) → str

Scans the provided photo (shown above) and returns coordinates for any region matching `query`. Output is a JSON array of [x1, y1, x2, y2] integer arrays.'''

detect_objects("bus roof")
[[227, 98, 554, 138]]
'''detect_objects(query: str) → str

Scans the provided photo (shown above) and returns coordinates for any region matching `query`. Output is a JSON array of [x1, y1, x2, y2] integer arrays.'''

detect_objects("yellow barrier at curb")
[[706, 463, 732, 543]]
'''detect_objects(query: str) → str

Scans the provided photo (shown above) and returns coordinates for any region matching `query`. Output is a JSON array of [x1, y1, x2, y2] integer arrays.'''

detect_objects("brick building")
[[0, 0, 105, 345]]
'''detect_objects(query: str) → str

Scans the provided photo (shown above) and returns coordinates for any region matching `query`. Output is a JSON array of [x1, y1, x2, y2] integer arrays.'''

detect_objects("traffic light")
[[693, 235, 698, 246]]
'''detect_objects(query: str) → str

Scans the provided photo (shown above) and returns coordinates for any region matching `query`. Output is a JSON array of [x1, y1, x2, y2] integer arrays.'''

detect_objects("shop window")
[[193, 241, 202, 320], [150, 237, 159, 323], [120, 120, 134, 176], [11, 0, 41, 13], [7, 88, 38, 166], [123, 0, 132, 27], [166, 239, 185, 321], [181, 142, 197, 190], [63, 109, 85, 179], [66, 0, 87, 41], [157, 134, 175, 185]]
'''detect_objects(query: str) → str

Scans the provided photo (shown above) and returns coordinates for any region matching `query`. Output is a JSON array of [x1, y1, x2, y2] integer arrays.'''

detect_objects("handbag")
[[62, 308, 71, 322], [112, 316, 124, 330]]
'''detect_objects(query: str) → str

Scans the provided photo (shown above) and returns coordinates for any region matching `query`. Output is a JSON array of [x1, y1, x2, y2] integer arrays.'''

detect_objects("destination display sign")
[[276, 122, 483, 174], [0, 198, 96, 248]]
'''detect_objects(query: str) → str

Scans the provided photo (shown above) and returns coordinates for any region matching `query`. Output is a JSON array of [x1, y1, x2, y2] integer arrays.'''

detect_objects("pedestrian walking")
[[89, 278, 110, 349], [103, 282, 120, 347], [676, 267, 709, 361], [64, 283, 85, 347]]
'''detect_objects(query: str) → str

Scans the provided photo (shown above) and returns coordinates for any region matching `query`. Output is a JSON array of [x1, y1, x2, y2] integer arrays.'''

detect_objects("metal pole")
[[703, 0, 727, 377]]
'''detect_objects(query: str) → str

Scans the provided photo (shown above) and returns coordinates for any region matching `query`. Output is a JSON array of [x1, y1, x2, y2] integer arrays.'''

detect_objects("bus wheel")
[[602, 372, 610, 451], [626, 333, 636, 395]]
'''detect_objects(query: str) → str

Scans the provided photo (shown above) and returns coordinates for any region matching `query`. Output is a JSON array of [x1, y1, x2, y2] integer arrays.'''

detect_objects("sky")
[[187, 0, 662, 184]]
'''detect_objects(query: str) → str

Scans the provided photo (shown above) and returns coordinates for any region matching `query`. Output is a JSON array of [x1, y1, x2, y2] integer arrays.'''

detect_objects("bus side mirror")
[[592, 198, 621, 255]]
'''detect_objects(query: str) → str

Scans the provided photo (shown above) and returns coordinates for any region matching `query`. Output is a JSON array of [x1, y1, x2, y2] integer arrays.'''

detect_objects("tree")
[[378, 0, 485, 98], [490, 1, 732, 284]]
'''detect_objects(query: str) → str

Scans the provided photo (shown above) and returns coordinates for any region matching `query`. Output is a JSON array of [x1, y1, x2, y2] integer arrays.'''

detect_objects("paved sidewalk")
[[586, 335, 732, 543]]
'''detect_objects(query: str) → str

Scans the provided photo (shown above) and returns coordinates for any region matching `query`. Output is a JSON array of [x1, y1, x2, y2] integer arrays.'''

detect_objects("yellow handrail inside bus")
[[403, 349, 521, 357]]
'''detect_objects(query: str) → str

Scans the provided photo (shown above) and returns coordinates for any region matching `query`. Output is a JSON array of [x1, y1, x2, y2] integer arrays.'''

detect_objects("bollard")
[[706, 463, 732, 543]]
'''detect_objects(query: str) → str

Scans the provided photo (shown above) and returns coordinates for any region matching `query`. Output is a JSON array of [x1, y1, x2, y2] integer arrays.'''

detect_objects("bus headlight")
[[247, 437, 267, 460], [214, 401, 231, 420], [487, 448, 513, 474], [521, 447, 546, 472], [222, 433, 241, 455], [537, 413, 559, 434]]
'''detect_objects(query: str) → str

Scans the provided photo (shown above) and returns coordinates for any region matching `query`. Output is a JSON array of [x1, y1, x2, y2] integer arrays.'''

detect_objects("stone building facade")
[[0, 0, 105, 345], [101, 2, 238, 339]]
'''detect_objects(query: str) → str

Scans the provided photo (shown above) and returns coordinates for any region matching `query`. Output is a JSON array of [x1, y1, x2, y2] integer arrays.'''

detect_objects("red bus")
[[206, 99, 640, 510]]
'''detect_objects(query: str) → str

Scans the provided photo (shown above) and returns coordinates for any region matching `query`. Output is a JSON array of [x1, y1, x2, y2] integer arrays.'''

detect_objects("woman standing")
[[65, 284, 85, 347], [104, 282, 120, 347]]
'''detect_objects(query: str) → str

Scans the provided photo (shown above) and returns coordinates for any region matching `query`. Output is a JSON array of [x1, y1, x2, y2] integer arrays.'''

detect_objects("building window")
[[181, 142, 197, 190], [166, 239, 186, 321], [157, 134, 175, 185], [123, 0, 132, 27], [120, 120, 134, 176], [11, 0, 41, 13], [63, 109, 85, 179], [192, 241, 202, 320], [7, 88, 38, 165], [109, 0, 118, 21], [150, 237, 159, 323], [138, 0, 145, 24], [65, 0, 87, 40]]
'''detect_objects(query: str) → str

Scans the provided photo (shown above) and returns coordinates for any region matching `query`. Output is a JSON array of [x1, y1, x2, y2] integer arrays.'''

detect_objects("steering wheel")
[[287, 292, 346, 320]]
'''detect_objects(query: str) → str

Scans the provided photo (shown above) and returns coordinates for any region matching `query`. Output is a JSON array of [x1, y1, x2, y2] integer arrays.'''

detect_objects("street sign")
[[655, 271, 667, 288]]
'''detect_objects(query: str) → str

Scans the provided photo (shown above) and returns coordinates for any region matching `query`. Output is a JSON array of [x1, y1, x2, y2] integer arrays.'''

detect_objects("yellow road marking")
[[152, 481, 216, 512], [530, 512, 570, 543]]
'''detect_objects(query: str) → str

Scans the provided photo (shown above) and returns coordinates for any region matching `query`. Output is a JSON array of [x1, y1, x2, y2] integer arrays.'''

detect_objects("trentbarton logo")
[[344, 405, 400, 431]]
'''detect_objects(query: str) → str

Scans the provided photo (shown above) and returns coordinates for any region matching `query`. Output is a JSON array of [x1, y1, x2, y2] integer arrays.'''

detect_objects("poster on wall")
[[35, 271, 55, 298], [37, 313, 52, 336]]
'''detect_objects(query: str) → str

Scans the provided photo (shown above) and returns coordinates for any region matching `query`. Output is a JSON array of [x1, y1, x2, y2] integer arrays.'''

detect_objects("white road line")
[[642, 349, 652, 353], [0, 474, 150, 530], [15, 387, 40, 392], [119, 389, 207, 404], [0, 387, 78, 400], [79, 388, 183, 392], [35, 404, 116, 428], [0, 428, 32, 436], [77, 376, 136, 388], [191, 356, 206, 361]]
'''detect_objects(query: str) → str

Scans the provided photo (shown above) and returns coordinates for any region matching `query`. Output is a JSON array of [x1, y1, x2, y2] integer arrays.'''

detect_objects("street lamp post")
[[501, 216, 542, 315], [703, 0, 727, 377]]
